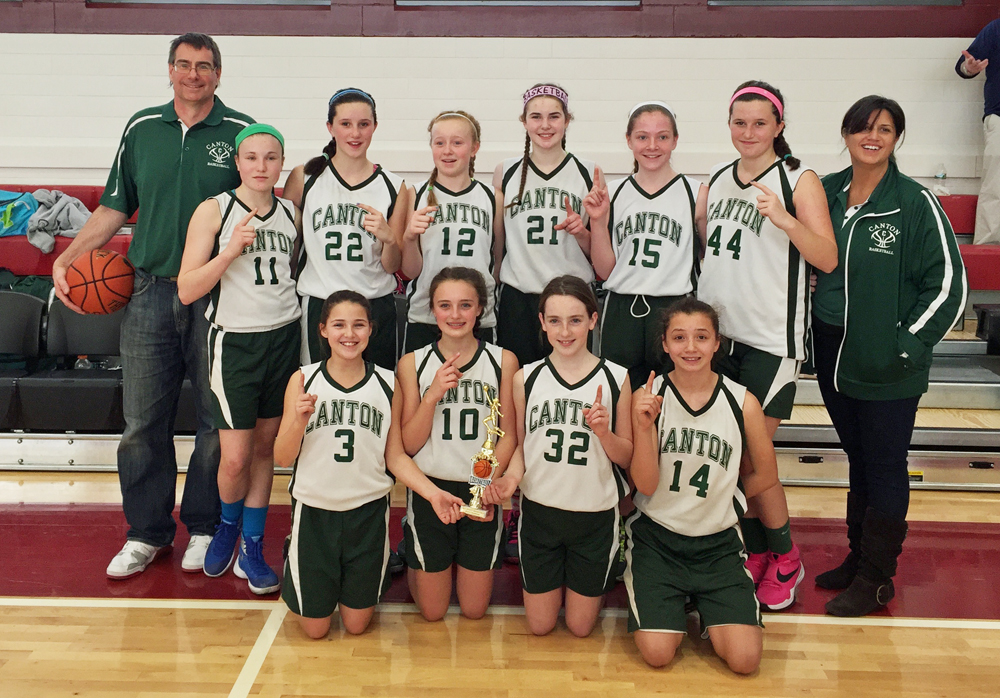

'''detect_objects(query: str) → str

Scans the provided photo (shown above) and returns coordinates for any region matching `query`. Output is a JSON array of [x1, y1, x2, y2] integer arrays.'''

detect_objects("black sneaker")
[[503, 510, 520, 564], [388, 538, 405, 575]]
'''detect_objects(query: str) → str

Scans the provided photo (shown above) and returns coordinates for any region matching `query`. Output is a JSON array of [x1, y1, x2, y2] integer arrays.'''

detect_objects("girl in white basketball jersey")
[[697, 81, 837, 611], [397, 267, 518, 621], [283, 88, 408, 370], [400, 111, 500, 353], [589, 102, 708, 390], [273, 291, 464, 639], [629, 297, 779, 673], [493, 83, 605, 368], [178, 124, 301, 595], [483, 276, 632, 638]]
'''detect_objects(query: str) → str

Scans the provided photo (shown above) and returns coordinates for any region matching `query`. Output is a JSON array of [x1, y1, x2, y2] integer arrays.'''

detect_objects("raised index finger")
[[239, 209, 258, 227], [645, 370, 656, 394], [750, 181, 774, 197], [357, 203, 377, 216], [594, 384, 603, 406]]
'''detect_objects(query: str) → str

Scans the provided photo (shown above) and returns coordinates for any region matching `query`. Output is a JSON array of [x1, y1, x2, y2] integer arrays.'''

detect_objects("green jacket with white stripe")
[[819, 161, 968, 401]]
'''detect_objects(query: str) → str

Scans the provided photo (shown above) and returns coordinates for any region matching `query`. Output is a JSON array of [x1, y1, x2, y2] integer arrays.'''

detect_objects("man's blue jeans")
[[118, 270, 220, 547]]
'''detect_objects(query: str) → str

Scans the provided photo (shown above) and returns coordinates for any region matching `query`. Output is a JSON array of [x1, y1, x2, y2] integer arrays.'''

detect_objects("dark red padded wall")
[[0, 0, 997, 38]]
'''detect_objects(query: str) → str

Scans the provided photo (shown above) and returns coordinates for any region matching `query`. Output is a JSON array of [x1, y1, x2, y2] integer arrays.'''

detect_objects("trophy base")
[[460, 504, 488, 518]]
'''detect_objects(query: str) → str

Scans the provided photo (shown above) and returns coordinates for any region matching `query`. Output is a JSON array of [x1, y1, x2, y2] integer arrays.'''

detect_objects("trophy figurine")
[[460, 395, 505, 518]]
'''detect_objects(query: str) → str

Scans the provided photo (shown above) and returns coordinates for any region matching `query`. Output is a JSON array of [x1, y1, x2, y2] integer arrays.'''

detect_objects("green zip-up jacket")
[[817, 162, 968, 401]]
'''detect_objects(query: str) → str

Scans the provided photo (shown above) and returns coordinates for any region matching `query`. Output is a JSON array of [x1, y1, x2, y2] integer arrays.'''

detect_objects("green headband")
[[235, 123, 285, 152]]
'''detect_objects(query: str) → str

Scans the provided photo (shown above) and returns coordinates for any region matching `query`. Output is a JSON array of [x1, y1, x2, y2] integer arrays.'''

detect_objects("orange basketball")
[[65, 249, 135, 315], [473, 459, 493, 479]]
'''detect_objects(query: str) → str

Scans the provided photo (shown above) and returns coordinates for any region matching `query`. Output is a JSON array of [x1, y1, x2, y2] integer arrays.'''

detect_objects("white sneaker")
[[106, 540, 166, 579], [181, 534, 213, 573]]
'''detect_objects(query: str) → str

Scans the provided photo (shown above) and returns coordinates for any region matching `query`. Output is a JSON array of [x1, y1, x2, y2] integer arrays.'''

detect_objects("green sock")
[[764, 520, 793, 556], [740, 517, 768, 554]]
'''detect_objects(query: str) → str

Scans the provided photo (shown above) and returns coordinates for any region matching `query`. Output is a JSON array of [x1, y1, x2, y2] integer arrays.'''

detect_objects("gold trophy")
[[460, 395, 505, 518]]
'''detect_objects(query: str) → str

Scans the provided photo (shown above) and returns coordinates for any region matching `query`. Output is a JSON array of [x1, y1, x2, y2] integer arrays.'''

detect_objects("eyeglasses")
[[172, 60, 216, 76]]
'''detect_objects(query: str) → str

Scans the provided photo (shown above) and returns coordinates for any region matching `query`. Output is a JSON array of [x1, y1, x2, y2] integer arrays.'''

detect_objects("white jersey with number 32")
[[520, 358, 628, 512]]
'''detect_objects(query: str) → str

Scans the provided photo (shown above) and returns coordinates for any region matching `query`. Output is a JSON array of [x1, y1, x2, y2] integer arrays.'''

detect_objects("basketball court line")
[[228, 605, 287, 698], [2, 596, 999, 631]]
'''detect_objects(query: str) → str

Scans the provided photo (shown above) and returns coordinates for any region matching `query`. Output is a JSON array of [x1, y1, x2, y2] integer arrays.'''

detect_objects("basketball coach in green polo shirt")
[[53, 33, 254, 579]]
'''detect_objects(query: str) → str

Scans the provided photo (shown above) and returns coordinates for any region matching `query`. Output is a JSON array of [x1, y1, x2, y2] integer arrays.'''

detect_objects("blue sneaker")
[[234, 536, 280, 595], [203, 520, 240, 577]]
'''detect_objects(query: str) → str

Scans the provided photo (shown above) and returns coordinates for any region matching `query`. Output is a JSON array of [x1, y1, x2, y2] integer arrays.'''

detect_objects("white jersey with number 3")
[[633, 373, 747, 537], [604, 174, 699, 297], [206, 191, 301, 331], [291, 361, 396, 512], [520, 357, 628, 512], [297, 162, 403, 300], [499, 154, 596, 293], [697, 159, 813, 359], [412, 341, 504, 482]]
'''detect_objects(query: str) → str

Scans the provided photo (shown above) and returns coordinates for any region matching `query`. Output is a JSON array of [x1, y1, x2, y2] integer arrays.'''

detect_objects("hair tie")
[[729, 86, 783, 120], [523, 84, 569, 109], [628, 101, 676, 120], [782, 153, 792, 160]]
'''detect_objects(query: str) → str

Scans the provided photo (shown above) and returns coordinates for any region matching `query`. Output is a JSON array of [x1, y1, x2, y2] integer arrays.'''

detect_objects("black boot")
[[826, 507, 907, 617], [815, 492, 866, 590]]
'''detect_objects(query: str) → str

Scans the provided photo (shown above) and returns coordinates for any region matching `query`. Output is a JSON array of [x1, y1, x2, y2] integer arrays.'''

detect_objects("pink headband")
[[729, 87, 783, 120], [523, 85, 569, 108]]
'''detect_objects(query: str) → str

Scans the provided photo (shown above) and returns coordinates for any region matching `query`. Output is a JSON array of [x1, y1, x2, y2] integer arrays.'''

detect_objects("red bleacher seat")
[[960, 244, 1000, 291], [0, 235, 132, 277], [939, 195, 977, 236]]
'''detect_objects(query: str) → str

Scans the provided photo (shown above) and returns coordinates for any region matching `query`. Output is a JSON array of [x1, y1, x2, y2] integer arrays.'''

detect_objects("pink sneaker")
[[756, 545, 805, 611], [745, 552, 770, 586]]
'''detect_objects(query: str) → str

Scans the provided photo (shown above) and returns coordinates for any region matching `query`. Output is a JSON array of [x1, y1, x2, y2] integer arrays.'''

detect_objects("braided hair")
[[729, 80, 800, 171], [304, 88, 378, 177], [426, 110, 482, 207], [507, 83, 573, 211]]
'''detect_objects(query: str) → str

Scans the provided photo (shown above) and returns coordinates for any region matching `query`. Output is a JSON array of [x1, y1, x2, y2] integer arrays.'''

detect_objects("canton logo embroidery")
[[206, 141, 234, 168], [868, 222, 900, 256]]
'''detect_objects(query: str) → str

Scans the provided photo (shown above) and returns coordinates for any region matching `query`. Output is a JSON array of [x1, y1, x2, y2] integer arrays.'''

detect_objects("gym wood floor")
[[2, 466, 1000, 698]]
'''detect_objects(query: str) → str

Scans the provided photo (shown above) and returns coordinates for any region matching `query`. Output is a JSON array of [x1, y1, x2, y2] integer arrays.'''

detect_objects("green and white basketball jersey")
[[206, 191, 301, 331], [499, 153, 596, 293], [697, 159, 813, 359], [406, 180, 497, 327], [297, 162, 403, 300], [290, 361, 395, 511], [412, 341, 504, 481], [604, 174, 699, 297], [520, 357, 628, 512], [633, 373, 747, 537]]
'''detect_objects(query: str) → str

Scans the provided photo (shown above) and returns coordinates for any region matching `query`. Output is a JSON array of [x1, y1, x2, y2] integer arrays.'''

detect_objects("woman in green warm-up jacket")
[[812, 95, 968, 617]]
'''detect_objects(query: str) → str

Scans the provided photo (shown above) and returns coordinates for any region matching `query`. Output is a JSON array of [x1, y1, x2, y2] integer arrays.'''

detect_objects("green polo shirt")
[[100, 97, 254, 277]]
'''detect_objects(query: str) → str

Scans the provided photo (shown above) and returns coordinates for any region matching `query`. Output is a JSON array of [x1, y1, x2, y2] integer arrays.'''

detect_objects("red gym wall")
[[1, 0, 997, 39]]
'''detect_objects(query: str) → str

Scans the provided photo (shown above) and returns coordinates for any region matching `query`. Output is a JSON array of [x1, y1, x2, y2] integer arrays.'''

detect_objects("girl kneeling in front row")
[[398, 267, 518, 621], [485, 275, 632, 637], [274, 291, 464, 638], [628, 298, 779, 673]]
